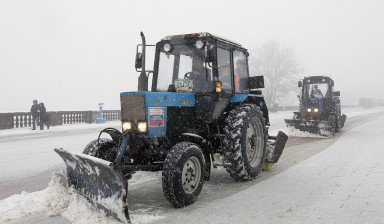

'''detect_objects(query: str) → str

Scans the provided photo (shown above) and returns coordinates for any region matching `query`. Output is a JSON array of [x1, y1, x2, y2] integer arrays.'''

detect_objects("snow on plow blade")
[[284, 119, 333, 136], [54, 148, 131, 224]]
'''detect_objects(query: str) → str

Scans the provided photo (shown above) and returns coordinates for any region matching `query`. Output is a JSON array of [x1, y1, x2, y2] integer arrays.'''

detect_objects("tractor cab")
[[299, 76, 334, 115], [300, 76, 333, 100], [149, 33, 250, 95]]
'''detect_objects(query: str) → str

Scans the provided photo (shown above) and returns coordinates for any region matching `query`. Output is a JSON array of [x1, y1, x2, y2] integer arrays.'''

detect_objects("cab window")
[[233, 50, 249, 93], [217, 47, 232, 92]]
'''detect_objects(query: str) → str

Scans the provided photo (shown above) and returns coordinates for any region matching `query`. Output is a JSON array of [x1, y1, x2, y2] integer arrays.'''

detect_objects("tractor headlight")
[[195, 40, 205, 49], [307, 108, 312, 112], [122, 122, 132, 132], [314, 108, 319, 112], [138, 122, 147, 133], [163, 43, 172, 52]]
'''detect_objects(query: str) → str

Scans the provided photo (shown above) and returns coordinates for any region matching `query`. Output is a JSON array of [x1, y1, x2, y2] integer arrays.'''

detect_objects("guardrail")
[[0, 110, 121, 130]]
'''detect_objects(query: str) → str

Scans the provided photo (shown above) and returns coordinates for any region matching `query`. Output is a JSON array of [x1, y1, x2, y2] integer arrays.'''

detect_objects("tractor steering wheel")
[[184, 72, 194, 80]]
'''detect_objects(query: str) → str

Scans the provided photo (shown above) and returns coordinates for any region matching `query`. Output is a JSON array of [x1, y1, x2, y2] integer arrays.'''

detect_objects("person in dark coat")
[[39, 102, 49, 130], [30, 100, 40, 130]]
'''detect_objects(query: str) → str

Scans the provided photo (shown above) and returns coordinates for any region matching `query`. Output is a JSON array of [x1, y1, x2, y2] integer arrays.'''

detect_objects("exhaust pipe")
[[138, 32, 148, 91]]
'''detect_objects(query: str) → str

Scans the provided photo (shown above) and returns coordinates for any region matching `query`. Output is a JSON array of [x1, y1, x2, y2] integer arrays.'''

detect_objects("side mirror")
[[135, 52, 142, 69], [298, 81, 302, 88], [249, 76, 264, 89], [333, 91, 340, 97], [331, 80, 334, 86]]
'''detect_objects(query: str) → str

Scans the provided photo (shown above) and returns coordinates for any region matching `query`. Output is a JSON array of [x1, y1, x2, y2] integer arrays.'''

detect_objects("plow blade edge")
[[54, 148, 131, 224], [284, 119, 333, 136]]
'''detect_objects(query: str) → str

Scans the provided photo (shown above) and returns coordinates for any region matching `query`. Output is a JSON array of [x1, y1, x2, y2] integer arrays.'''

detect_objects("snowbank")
[[0, 171, 163, 224]]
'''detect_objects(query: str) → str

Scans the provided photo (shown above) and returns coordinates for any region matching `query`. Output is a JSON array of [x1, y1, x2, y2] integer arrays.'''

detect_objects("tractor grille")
[[120, 95, 146, 121]]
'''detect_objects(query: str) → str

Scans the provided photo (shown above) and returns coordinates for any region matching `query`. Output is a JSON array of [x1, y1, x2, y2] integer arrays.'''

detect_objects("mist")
[[1, 0, 383, 112]]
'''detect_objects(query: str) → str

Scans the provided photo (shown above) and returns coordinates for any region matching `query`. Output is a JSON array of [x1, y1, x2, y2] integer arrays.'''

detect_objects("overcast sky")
[[1, 0, 383, 112]]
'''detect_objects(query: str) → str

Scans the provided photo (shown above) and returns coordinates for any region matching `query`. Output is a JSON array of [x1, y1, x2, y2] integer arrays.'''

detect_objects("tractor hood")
[[306, 98, 323, 111], [120, 91, 195, 137]]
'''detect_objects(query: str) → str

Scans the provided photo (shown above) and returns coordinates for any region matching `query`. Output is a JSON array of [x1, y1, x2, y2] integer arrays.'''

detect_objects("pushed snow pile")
[[0, 171, 163, 224], [284, 126, 326, 138]]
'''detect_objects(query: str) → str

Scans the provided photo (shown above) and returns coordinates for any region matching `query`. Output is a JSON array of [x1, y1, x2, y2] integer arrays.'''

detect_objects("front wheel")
[[162, 142, 205, 207], [83, 138, 118, 162]]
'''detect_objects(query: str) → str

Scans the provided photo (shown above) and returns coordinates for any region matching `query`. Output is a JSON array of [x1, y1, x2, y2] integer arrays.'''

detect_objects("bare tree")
[[249, 41, 301, 106]]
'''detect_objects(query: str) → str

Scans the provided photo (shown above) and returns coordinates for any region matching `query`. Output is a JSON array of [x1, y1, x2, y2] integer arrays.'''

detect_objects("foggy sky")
[[1, 0, 383, 112]]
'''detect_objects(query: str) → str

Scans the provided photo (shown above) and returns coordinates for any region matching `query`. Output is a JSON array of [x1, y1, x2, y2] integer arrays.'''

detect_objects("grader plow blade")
[[284, 119, 334, 137], [54, 148, 131, 224]]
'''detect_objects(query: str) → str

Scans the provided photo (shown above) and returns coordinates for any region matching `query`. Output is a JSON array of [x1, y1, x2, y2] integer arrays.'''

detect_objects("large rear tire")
[[223, 104, 267, 181], [83, 138, 118, 162], [162, 142, 205, 207]]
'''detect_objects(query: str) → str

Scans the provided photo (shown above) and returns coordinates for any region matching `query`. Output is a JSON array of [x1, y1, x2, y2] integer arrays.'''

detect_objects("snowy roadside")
[[0, 121, 121, 140]]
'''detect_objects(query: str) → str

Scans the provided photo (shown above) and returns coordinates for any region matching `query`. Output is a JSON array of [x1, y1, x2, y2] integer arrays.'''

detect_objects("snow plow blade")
[[54, 148, 131, 224], [266, 131, 288, 163], [284, 119, 333, 136]]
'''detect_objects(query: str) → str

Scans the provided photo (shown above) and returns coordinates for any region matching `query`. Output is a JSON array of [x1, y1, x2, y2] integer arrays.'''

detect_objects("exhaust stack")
[[138, 32, 148, 91]]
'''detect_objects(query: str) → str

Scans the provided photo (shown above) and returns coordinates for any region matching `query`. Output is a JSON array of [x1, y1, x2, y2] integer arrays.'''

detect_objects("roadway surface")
[[1, 108, 383, 223]]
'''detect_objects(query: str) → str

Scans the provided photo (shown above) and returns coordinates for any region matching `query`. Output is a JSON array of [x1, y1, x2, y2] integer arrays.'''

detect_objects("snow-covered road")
[[1, 107, 384, 224], [155, 111, 384, 224]]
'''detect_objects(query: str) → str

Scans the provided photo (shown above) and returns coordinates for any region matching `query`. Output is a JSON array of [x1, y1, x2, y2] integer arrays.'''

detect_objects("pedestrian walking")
[[30, 100, 40, 130], [39, 102, 49, 130]]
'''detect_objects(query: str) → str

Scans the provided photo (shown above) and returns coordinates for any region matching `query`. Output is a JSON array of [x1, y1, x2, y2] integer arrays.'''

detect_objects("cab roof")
[[304, 76, 333, 82], [161, 32, 242, 47]]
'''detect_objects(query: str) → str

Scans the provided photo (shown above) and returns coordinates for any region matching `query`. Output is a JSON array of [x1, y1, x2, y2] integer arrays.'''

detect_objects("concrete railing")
[[0, 110, 121, 130], [0, 105, 358, 130]]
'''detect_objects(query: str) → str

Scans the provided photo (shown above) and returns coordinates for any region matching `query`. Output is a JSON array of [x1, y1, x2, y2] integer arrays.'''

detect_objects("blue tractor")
[[55, 32, 288, 223], [285, 76, 346, 136]]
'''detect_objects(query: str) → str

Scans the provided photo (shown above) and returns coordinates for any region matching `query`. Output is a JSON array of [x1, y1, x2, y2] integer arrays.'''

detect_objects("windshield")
[[304, 83, 330, 99], [156, 43, 213, 93]]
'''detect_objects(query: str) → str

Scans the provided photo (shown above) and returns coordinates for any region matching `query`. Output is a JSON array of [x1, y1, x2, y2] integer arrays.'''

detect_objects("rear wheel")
[[162, 142, 205, 207], [223, 104, 267, 181], [83, 138, 118, 162], [335, 111, 341, 132], [328, 115, 336, 137]]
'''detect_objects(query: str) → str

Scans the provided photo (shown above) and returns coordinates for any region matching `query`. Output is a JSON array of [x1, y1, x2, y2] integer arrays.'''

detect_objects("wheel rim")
[[182, 156, 201, 194], [246, 118, 264, 168]]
